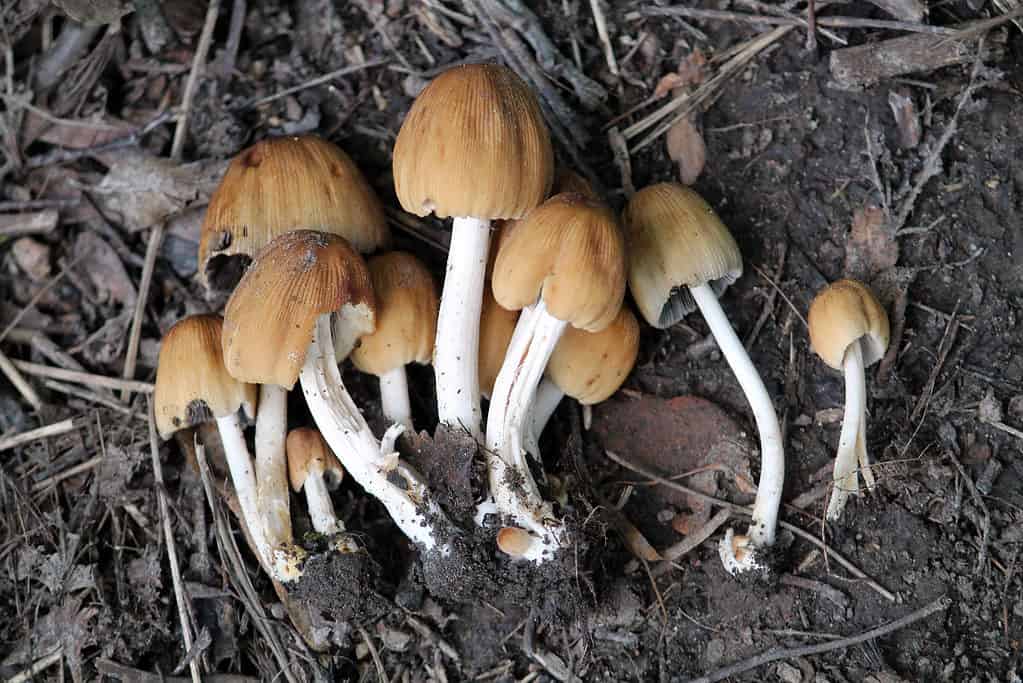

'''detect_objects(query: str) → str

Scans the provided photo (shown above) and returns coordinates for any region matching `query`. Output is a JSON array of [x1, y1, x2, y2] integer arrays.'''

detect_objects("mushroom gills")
[[659, 276, 735, 329]]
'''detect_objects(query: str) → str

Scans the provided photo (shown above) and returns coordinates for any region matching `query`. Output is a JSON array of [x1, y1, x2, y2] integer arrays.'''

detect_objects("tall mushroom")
[[528, 306, 640, 455], [393, 63, 554, 440], [350, 251, 439, 431], [222, 230, 448, 552], [154, 314, 303, 581], [199, 134, 389, 565], [808, 279, 890, 521], [287, 427, 346, 536], [486, 192, 626, 562], [624, 182, 784, 577]]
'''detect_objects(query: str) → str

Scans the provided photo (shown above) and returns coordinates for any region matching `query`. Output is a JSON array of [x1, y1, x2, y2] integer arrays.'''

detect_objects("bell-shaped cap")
[[350, 251, 438, 376], [199, 135, 389, 291], [222, 230, 375, 389], [808, 279, 890, 370], [547, 307, 640, 405], [492, 192, 626, 332], [154, 314, 257, 439], [287, 427, 344, 492], [393, 63, 554, 220], [624, 183, 742, 329]]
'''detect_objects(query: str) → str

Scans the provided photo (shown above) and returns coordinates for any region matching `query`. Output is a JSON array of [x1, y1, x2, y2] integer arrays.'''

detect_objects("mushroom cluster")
[[154, 62, 892, 597]]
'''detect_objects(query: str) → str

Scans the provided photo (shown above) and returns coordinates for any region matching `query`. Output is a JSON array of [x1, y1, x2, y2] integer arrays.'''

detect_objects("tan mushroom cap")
[[808, 279, 890, 370], [287, 427, 344, 492], [393, 63, 554, 220], [350, 251, 439, 376], [492, 192, 626, 332], [199, 135, 389, 291], [624, 183, 742, 329], [553, 167, 597, 199], [154, 314, 257, 439], [547, 306, 640, 405], [222, 230, 375, 390], [479, 285, 520, 399]]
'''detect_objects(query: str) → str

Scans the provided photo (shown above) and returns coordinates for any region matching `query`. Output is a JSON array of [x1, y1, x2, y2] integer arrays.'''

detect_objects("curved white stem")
[[525, 378, 565, 458], [380, 366, 412, 431], [435, 216, 490, 440], [826, 340, 865, 521], [690, 284, 785, 574], [484, 300, 568, 562], [301, 315, 447, 552], [856, 360, 876, 492], [255, 384, 291, 552], [302, 473, 343, 535]]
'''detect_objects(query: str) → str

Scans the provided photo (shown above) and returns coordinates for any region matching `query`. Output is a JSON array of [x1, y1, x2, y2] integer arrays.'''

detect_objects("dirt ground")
[[1, 1, 1022, 681]]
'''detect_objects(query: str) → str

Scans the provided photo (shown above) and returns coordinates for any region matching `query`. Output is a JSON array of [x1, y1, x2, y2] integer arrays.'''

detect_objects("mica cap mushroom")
[[350, 251, 439, 430], [199, 134, 389, 292], [808, 278, 890, 521], [392, 62, 554, 440], [287, 427, 346, 536]]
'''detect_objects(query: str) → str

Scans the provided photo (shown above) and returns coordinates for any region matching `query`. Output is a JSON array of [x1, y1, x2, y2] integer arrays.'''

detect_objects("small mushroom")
[[287, 427, 345, 535], [393, 63, 554, 440], [350, 251, 438, 431], [486, 192, 626, 562], [528, 306, 640, 456], [624, 183, 784, 577], [808, 279, 890, 521], [222, 230, 448, 553], [154, 315, 304, 581]]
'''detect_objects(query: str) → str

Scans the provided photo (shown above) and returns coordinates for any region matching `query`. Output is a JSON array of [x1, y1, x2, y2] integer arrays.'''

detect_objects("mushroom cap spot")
[[547, 306, 640, 404], [808, 279, 890, 370], [624, 183, 743, 329], [153, 314, 257, 439], [393, 63, 554, 220], [199, 134, 389, 292], [350, 251, 439, 376], [222, 230, 376, 389], [286, 427, 343, 492], [492, 192, 626, 332]]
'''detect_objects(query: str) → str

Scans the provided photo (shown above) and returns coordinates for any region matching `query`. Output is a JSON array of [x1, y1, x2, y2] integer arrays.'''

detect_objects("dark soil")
[[1, 1, 1022, 682]]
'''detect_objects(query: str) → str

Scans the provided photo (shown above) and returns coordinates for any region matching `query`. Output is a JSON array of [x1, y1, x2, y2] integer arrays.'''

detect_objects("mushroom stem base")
[[526, 378, 565, 458], [484, 301, 568, 563], [303, 473, 343, 535], [380, 366, 412, 432], [301, 315, 447, 552], [255, 383, 291, 552], [826, 339, 866, 521]]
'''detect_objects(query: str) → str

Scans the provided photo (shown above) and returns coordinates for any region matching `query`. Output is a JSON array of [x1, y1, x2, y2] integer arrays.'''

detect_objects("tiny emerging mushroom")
[[350, 251, 439, 431], [486, 192, 626, 562], [393, 63, 554, 440], [154, 314, 304, 581], [222, 230, 449, 554], [528, 306, 641, 457], [624, 182, 784, 577], [808, 279, 890, 521], [287, 427, 345, 536]]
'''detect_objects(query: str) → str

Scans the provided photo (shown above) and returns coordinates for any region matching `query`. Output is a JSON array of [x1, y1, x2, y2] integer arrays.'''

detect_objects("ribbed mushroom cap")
[[547, 306, 640, 405], [199, 135, 389, 292], [350, 251, 438, 376], [624, 183, 742, 329], [808, 279, 890, 370], [393, 63, 554, 220], [154, 314, 257, 439], [479, 285, 519, 399], [492, 192, 626, 332], [222, 230, 375, 390], [287, 427, 344, 492]]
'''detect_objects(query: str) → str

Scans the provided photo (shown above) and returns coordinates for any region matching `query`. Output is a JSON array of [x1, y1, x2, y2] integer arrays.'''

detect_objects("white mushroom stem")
[[379, 366, 412, 431], [301, 314, 448, 552], [215, 413, 276, 576], [255, 383, 291, 551], [689, 284, 784, 573], [826, 339, 866, 521], [434, 216, 490, 440], [301, 472, 344, 535], [525, 378, 564, 458], [484, 300, 568, 563]]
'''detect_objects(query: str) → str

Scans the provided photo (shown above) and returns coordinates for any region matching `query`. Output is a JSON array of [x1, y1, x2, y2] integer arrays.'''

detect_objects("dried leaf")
[[654, 73, 685, 99], [35, 116, 132, 151], [74, 231, 136, 307], [888, 89, 921, 149], [53, 0, 132, 25], [843, 205, 898, 280], [666, 116, 706, 186], [92, 149, 228, 232], [676, 49, 707, 88]]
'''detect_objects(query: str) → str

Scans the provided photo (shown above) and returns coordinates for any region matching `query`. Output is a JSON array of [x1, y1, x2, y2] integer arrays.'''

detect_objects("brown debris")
[[843, 205, 899, 281], [888, 89, 922, 149]]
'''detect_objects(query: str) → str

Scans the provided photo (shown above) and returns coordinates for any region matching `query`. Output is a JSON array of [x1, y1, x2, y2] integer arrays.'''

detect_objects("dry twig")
[[171, 0, 221, 161], [120, 222, 164, 401]]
